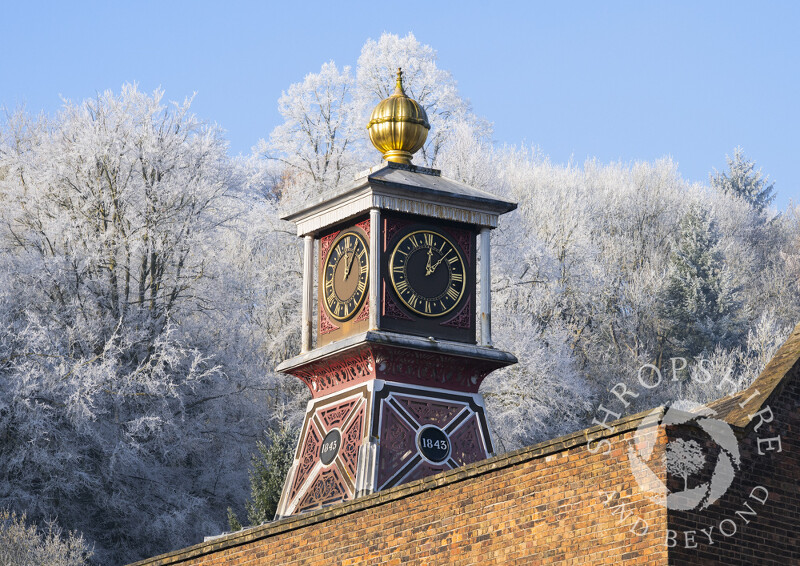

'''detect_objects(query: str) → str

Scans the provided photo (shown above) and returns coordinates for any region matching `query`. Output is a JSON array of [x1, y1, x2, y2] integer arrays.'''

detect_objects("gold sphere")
[[367, 68, 430, 165]]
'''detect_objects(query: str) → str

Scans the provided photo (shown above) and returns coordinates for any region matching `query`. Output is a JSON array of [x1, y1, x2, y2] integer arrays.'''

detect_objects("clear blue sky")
[[3, 1, 798, 208]]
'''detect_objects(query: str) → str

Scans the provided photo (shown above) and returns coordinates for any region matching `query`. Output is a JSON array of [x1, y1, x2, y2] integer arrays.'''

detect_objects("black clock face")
[[322, 231, 369, 322], [389, 230, 466, 317]]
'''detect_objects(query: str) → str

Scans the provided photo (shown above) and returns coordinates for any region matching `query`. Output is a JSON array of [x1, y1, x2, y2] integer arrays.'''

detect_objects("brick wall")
[[131, 413, 669, 565], [669, 365, 800, 565]]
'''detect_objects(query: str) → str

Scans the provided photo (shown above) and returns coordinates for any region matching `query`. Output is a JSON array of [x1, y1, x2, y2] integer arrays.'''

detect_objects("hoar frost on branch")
[[258, 62, 360, 197], [0, 85, 281, 564]]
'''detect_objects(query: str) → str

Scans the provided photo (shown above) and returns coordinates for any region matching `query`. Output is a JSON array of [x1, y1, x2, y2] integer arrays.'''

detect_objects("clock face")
[[322, 230, 369, 322], [389, 229, 466, 317]]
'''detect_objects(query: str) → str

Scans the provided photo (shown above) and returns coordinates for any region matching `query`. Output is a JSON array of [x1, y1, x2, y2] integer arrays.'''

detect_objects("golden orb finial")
[[367, 67, 430, 165]]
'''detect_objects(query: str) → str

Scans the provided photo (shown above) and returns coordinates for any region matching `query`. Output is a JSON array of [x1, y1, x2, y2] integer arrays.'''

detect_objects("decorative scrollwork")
[[290, 423, 322, 501], [296, 467, 349, 513], [450, 414, 486, 465], [341, 408, 364, 479], [395, 395, 464, 427], [382, 283, 412, 321], [373, 347, 497, 393], [355, 218, 370, 239], [404, 460, 448, 483], [291, 349, 375, 397], [319, 399, 357, 429], [377, 405, 416, 488], [443, 226, 472, 265], [383, 217, 411, 251], [319, 230, 340, 270], [319, 304, 340, 335], [353, 299, 370, 323], [440, 296, 472, 329]]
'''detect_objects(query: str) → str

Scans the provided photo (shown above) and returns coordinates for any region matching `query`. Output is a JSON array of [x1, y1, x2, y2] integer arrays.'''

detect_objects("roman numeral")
[[395, 279, 409, 293], [409, 235, 419, 248], [392, 266, 404, 274], [446, 255, 458, 265], [446, 286, 459, 300], [408, 294, 419, 308], [423, 233, 434, 246], [424, 301, 431, 314], [360, 263, 368, 275], [451, 272, 463, 282], [357, 279, 366, 293]]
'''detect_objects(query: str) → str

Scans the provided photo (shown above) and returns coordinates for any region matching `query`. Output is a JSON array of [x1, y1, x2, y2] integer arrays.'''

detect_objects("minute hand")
[[426, 254, 448, 276], [344, 249, 357, 279]]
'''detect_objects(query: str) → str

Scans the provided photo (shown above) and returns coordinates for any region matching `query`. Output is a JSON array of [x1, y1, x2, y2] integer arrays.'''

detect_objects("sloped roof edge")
[[707, 321, 800, 429]]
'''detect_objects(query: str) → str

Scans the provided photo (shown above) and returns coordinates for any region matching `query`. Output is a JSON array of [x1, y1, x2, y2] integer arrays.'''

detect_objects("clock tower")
[[274, 70, 517, 518]]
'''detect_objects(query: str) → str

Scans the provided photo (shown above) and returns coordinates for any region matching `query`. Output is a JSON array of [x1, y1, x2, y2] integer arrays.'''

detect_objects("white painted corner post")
[[301, 234, 314, 353], [480, 227, 492, 347], [369, 208, 381, 330]]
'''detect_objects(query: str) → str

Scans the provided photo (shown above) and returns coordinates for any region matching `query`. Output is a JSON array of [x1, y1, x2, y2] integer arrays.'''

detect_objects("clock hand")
[[426, 253, 448, 276], [344, 248, 357, 280], [425, 248, 433, 274]]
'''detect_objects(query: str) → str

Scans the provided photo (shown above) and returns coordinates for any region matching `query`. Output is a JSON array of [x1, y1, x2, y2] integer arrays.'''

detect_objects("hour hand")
[[344, 250, 357, 279]]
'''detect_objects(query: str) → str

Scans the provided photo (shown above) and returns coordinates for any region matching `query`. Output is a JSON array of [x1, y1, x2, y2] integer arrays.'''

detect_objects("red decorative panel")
[[319, 230, 340, 269], [377, 405, 417, 488], [403, 461, 449, 483], [443, 226, 472, 265], [295, 467, 348, 513], [319, 399, 358, 429], [383, 217, 411, 251], [290, 349, 375, 397], [382, 281, 412, 321], [394, 395, 464, 428], [289, 422, 322, 501], [353, 299, 369, 323], [449, 414, 487, 465], [319, 303, 340, 335], [340, 408, 364, 479], [374, 346, 500, 393], [440, 296, 472, 329], [355, 218, 370, 239], [282, 388, 370, 516], [286, 343, 507, 397]]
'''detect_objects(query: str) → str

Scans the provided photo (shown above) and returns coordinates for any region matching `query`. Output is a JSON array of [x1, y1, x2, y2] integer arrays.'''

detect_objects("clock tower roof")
[[281, 161, 517, 237]]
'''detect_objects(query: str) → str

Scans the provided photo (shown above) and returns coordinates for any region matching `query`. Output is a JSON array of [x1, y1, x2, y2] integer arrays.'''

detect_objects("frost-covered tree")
[[0, 509, 91, 566], [0, 85, 275, 564], [258, 62, 360, 197], [660, 204, 740, 357], [711, 147, 775, 212]]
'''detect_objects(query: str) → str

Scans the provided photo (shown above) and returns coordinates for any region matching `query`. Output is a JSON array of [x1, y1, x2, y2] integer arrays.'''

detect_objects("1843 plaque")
[[417, 426, 450, 463]]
